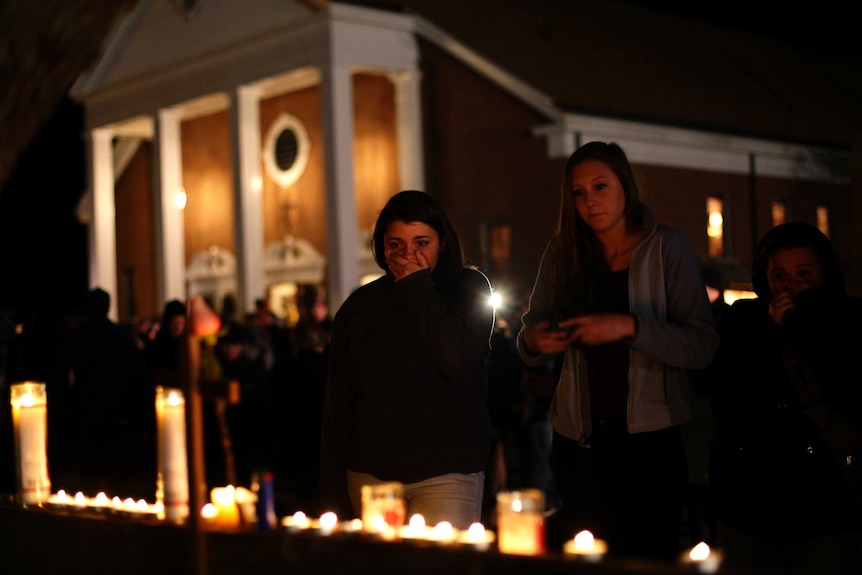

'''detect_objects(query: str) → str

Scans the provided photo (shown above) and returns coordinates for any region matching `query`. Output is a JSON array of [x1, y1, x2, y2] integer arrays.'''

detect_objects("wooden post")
[[182, 333, 207, 575]]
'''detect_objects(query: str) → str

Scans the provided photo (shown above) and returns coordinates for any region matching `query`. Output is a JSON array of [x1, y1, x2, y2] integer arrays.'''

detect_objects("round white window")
[[263, 112, 310, 188]]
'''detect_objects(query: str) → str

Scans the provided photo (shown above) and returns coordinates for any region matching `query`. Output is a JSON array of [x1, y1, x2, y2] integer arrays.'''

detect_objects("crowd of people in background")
[[0, 285, 336, 515], [0, 141, 860, 574]]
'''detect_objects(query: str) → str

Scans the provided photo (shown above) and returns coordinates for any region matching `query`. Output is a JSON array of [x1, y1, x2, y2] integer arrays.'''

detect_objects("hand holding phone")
[[548, 320, 573, 337]]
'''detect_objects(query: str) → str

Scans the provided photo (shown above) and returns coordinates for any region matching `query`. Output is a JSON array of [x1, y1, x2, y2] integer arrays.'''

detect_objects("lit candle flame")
[[689, 541, 711, 561], [574, 530, 595, 549], [319, 511, 338, 531], [466, 523, 486, 541]]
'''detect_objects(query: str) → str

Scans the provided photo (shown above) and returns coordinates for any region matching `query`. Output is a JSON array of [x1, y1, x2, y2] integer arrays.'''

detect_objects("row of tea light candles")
[[278, 507, 720, 571], [47, 489, 159, 517], [35, 486, 723, 571], [10, 381, 720, 571], [38, 483, 720, 571], [44, 485, 256, 527]]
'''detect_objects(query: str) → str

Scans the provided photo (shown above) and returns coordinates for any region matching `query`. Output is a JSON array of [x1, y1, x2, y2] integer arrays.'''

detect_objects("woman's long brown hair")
[[549, 142, 645, 318]]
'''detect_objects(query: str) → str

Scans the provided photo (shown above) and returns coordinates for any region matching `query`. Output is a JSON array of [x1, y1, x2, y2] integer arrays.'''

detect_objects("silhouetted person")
[[53, 287, 152, 497], [145, 299, 187, 373], [269, 297, 330, 515], [210, 323, 270, 490]]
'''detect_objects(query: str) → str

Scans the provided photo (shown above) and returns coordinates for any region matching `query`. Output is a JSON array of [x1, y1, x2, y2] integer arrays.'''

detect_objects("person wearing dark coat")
[[710, 221, 862, 573], [319, 190, 495, 529], [53, 287, 152, 497]]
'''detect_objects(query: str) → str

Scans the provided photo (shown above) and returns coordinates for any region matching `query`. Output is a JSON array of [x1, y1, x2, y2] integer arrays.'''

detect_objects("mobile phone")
[[548, 320, 573, 336]]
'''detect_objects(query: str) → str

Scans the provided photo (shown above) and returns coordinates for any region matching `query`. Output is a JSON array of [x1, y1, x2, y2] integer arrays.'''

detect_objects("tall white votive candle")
[[156, 386, 189, 522], [10, 382, 51, 506]]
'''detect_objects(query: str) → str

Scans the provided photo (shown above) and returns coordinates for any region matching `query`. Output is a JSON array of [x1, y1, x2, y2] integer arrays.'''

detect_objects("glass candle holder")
[[10, 381, 51, 506], [155, 386, 189, 523], [496, 488, 546, 555], [361, 482, 406, 536]]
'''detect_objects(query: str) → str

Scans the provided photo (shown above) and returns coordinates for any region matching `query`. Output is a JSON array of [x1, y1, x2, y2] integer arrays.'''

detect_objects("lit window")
[[489, 224, 511, 272], [707, 197, 724, 258], [771, 200, 787, 227], [817, 205, 830, 237]]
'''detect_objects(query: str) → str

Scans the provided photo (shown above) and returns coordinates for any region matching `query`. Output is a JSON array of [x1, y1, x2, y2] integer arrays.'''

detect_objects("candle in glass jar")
[[156, 386, 189, 522], [10, 382, 51, 506], [496, 489, 545, 555], [361, 482, 406, 538]]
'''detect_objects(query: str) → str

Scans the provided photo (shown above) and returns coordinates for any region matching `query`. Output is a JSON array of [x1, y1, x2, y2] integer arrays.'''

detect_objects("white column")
[[230, 85, 265, 316], [153, 108, 186, 306], [85, 128, 119, 321], [320, 63, 359, 309], [390, 70, 425, 192]]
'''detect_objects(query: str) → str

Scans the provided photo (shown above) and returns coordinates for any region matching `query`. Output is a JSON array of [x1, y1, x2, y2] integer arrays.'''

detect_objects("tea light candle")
[[201, 503, 218, 525], [122, 497, 138, 514], [399, 513, 429, 541], [427, 521, 457, 545], [337, 517, 364, 538], [318, 511, 338, 535], [282, 510, 311, 532], [73, 491, 88, 510], [210, 485, 241, 528], [10, 382, 51, 506], [155, 386, 189, 523], [563, 530, 608, 562], [91, 491, 112, 511], [47, 490, 73, 509], [458, 522, 495, 551], [682, 541, 723, 573]]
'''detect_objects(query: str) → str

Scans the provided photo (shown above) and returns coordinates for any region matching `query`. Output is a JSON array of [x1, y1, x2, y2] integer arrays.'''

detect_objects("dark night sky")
[[622, 1, 861, 61], [0, 95, 88, 321]]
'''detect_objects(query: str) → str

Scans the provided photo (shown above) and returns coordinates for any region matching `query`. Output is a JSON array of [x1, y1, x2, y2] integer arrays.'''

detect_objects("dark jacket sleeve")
[[396, 268, 494, 382]]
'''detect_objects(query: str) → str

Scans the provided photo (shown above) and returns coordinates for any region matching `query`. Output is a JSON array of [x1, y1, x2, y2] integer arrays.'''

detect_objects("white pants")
[[347, 470, 484, 530]]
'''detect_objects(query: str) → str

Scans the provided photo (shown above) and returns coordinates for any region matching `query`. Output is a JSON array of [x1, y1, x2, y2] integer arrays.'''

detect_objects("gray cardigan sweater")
[[517, 206, 719, 442]]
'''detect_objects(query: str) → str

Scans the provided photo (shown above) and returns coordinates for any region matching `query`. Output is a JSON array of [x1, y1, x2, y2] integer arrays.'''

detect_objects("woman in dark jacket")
[[710, 221, 862, 573], [319, 190, 495, 530]]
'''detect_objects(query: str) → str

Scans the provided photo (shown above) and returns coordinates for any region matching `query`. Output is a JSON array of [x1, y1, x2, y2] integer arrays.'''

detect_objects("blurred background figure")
[[145, 299, 187, 373], [293, 296, 332, 354], [274, 295, 332, 516], [51, 287, 152, 498], [213, 322, 270, 490], [482, 312, 524, 528]]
